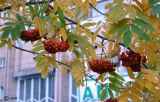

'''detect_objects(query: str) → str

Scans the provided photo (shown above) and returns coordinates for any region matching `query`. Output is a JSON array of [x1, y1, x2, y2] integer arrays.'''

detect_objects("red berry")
[[21, 29, 41, 41], [43, 40, 69, 53], [120, 51, 147, 72], [89, 59, 116, 74], [104, 98, 118, 102]]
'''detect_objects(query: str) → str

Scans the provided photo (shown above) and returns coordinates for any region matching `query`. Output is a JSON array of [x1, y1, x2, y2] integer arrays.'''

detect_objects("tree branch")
[[89, 3, 107, 16], [12, 44, 104, 85]]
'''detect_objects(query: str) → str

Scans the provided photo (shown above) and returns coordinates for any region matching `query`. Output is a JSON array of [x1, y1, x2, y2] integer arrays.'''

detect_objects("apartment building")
[[0, 42, 78, 102]]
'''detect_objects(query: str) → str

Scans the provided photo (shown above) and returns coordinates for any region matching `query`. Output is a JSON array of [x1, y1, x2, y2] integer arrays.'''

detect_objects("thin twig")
[[12, 44, 104, 85], [89, 3, 107, 16]]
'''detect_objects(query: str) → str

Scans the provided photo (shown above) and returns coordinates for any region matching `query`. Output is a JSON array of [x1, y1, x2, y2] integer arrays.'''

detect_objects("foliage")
[[0, 0, 160, 101]]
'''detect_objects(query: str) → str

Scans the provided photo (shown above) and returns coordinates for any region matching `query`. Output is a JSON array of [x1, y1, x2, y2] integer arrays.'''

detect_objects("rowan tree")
[[0, 0, 160, 101]]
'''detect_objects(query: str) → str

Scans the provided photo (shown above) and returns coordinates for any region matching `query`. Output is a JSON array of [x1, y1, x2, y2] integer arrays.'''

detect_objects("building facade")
[[0, 43, 78, 102]]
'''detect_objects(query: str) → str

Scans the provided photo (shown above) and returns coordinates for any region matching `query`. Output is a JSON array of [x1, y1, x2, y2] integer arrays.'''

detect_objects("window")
[[0, 87, 4, 100], [17, 74, 55, 102], [69, 74, 78, 102], [0, 58, 5, 69]]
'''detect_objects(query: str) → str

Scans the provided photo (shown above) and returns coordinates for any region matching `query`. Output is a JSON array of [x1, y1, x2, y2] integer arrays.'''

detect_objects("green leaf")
[[149, 0, 160, 6], [11, 26, 20, 40], [109, 77, 124, 87], [19, 23, 25, 31], [131, 24, 149, 41], [15, 25, 21, 38], [16, 13, 23, 21], [137, 11, 150, 23], [29, 4, 35, 16], [109, 18, 129, 37], [100, 88, 107, 101], [11, 29, 16, 40], [41, 3, 48, 15], [0, 35, 2, 40], [109, 72, 125, 81], [135, 18, 155, 32], [57, 7, 66, 28], [34, 4, 39, 16], [123, 30, 132, 47], [2, 28, 11, 39], [108, 88, 114, 98], [5, 22, 15, 25], [109, 83, 121, 93], [151, 4, 160, 15]]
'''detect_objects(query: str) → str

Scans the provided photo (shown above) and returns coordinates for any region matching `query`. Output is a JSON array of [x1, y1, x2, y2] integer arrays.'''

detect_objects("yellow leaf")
[[7, 38, 12, 50], [87, 47, 97, 59], [141, 69, 157, 76], [0, 0, 6, 4], [135, 78, 144, 90], [127, 67, 135, 79], [49, 13, 58, 20], [129, 93, 141, 102], [92, 27, 101, 41], [61, 67, 67, 75], [90, 0, 97, 7], [75, 24, 82, 34], [110, 42, 120, 57], [47, 56, 58, 68], [119, 91, 128, 102], [82, 22, 96, 27], [102, 31, 112, 40], [54, 1, 59, 9], [21, 0, 26, 16], [41, 67, 49, 78], [142, 0, 149, 10], [71, 61, 84, 80], [81, 0, 90, 18], [59, 28, 68, 41], [145, 80, 155, 93], [142, 74, 157, 83], [147, 52, 156, 65], [96, 73, 106, 84], [130, 84, 143, 98], [83, 28, 93, 38], [33, 17, 45, 36], [127, 5, 137, 20], [64, 9, 75, 18], [107, 42, 113, 56]]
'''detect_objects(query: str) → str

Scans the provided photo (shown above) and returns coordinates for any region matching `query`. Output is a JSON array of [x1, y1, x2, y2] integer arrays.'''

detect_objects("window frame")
[[69, 73, 78, 102], [0, 57, 5, 69], [17, 74, 56, 102]]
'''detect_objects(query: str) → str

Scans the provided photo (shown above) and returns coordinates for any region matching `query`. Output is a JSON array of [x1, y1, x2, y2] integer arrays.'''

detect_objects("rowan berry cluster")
[[21, 29, 41, 41], [43, 40, 69, 53], [104, 98, 118, 102], [120, 51, 147, 72], [89, 59, 116, 74]]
